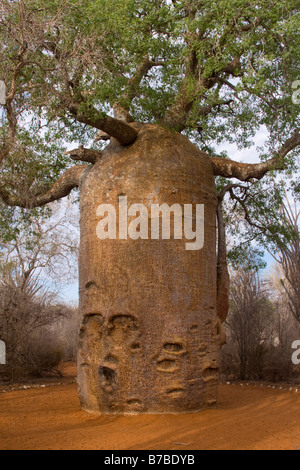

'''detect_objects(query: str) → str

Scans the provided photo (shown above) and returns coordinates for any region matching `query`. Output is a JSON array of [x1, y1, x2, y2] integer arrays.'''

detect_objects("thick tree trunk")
[[77, 124, 223, 414]]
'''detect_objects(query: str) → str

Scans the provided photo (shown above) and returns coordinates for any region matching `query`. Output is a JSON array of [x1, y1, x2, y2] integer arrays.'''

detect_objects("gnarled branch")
[[211, 128, 300, 182], [68, 101, 138, 146], [63, 147, 102, 164], [118, 58, 163, 113], [0, 165, 88, 208]]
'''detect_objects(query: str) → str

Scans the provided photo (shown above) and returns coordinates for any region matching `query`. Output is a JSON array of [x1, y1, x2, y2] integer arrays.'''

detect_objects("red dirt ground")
[[0, 367, 299, 450]]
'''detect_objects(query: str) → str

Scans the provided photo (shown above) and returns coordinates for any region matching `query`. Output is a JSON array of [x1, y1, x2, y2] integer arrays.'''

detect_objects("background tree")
[[266, 265, 300, 381], [221, 263, 300, 382], [223, 265, 273, 380], [268, 194, 299, 322], [0, 201, 79, 379], [221, 177, 299, 315]]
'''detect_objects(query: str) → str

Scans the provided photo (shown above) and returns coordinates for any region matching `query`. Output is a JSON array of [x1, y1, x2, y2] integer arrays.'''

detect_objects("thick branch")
[[112, 103, 135, 123], [94, 130, 111, 142], [0, 165, 88, 208], [160, 4, 202, 132], [211, 128, 300, 181], [211, 157, 284, 181], [160, 49, 201, 131], [161, 15, 264, 132], [161, 58, 242, 131], [63, 147, 102, 164], [118, 58, 163, 113], [68, 101, 138, 146]]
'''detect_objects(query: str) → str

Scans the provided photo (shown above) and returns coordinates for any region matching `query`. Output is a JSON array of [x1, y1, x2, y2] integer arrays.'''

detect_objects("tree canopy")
[[0, 0, 299, 237]]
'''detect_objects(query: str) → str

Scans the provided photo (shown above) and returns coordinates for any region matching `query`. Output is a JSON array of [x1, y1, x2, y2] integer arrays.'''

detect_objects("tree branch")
[[160, 14, 264, 132], [196, 98, 234, 121], [63, 147, 102, 164], [67, 101, 138, 146], [211, 128, 300, 181], [161, 55, 244, 131], [238, 18, 261, 32], [0, 165, 88, 208], [227, 187, 267, 233], [160, 49, 201, 131], [217, 183, 249, 202], [117, 57, 164, 114]]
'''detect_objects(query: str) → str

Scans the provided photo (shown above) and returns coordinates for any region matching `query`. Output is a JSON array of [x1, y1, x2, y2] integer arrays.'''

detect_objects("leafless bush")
[[221, 267, 273, 380], [267, 194, 300, 323], [0, 201, 79, 381], [19, 329, 65, 378], [0, 281, 73, 380], [48, 306, 80, 362], [220, 264, 300, 383]]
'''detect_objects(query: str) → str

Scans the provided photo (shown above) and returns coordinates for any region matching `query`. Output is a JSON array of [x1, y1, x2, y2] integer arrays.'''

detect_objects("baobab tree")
[[0, 0, 299, 414]]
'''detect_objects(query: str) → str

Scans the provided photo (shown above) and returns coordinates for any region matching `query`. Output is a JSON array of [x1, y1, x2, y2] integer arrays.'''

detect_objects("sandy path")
[[0, 383, 299, 450]]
